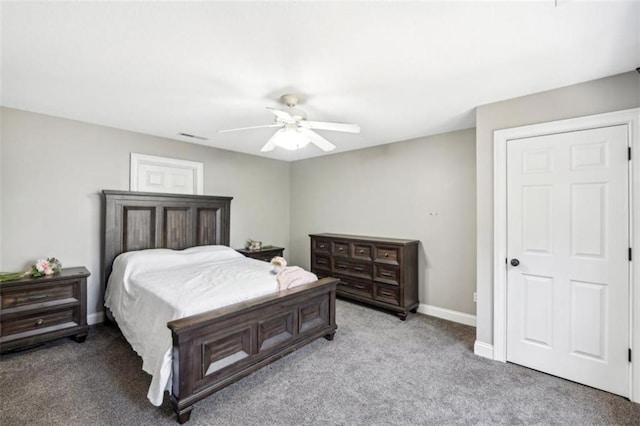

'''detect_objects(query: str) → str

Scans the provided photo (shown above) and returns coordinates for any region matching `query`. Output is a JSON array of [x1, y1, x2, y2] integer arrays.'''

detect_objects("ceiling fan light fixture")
[[272, 128, 310, 150], [220, 94, 357, 153]]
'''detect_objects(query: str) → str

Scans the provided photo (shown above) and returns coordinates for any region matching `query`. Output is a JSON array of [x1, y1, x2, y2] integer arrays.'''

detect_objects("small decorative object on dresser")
[[245, 238, 262, 251], [236, 246, 285, 262], [310, 233, 419, 320], [0, 267, 90, 353]]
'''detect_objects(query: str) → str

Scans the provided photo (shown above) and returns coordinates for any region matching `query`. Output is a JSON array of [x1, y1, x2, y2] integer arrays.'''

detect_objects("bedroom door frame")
[[492, 107, 640, 403]]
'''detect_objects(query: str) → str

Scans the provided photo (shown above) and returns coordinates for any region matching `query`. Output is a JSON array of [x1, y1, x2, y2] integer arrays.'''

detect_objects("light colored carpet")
[[1, 299, 639, 425]]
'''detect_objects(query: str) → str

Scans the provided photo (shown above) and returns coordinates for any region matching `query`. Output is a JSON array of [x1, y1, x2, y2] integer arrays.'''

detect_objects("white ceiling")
[[1, 1, 639, 162]]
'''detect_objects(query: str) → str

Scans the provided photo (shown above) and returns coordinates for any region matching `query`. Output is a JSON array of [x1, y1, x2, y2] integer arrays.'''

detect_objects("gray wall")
[[289, 128, 477, 315], [0, 107, 290, 318], [475, 71, 640, 345]]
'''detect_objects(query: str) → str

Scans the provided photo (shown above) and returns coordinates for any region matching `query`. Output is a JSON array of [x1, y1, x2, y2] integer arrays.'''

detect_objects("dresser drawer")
[[374, 245, 400, 265], [350, 243, 372, 261], [1, 307, 77, 338], [337, 276, 372, 298], [313, 239, 331, 254], [374, 264, 400, 286], [373, 283, 400, 306], [332, 241, 349, 257], [332, 259, 372, 280], [312, 254, 331, 271], [1, 281, 77, 309]]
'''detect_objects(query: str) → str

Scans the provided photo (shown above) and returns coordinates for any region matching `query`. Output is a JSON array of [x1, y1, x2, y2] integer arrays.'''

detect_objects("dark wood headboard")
[[102, 190, 233, 289]]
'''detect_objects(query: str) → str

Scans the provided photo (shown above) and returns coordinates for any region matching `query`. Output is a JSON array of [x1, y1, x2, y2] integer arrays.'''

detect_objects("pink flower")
[[35, 259, 49, 273], [270, 256, 287, 268]]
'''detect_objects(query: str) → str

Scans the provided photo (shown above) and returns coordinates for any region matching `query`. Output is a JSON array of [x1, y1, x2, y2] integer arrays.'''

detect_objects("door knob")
[[510, 259, 520, 267]]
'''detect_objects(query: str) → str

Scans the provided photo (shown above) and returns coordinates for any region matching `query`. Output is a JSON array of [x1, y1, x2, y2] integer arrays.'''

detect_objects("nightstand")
[[0, 267, 90, 353], [236, 246, 285, 262]]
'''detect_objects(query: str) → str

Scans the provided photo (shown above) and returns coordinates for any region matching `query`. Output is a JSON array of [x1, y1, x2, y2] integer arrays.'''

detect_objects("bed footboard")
[[167, 277, 338, 424]]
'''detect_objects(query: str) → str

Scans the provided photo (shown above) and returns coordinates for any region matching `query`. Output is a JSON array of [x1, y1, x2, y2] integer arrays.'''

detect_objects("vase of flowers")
[[246, 239, 262, 252], [270, 256, 287, 274], [0, 257, 62, 283]]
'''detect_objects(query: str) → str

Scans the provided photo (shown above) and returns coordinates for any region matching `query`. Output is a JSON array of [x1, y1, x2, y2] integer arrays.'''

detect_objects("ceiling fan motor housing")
[[280, 94, 307, 120]]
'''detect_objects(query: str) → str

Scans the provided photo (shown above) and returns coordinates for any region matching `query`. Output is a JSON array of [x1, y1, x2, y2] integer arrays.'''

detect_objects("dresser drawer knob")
[[359, 250, 364, 254], [319, 244, 325, 248], [338, 247, 344, 251], [355, 285, 366, 290], [28, 294, 49, 301], [35, 318, 44, 326], [381, 272, 392, 277], [384, 253, 389, 258]]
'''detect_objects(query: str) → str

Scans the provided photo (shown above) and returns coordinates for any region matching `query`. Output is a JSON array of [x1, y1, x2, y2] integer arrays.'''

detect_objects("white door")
[[506, 125, 629, 397]]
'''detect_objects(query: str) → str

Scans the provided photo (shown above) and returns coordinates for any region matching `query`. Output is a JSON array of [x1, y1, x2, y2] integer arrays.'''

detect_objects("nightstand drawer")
[[1, 307, 76, 338], [236, 247, 284, 262], [1, 281, 76, 309], [251, 253, 277, 262]]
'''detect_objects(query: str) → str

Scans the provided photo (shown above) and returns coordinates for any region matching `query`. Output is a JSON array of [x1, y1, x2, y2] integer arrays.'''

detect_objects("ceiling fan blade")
[[300, 128, 336, 152], [219, 123, 281, 133], [305, 121, 360, 133], [260, 129, 284, 152], [266, 107, 295, 124]]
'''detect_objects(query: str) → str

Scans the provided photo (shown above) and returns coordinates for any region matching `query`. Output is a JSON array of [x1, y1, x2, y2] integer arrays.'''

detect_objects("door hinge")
[[629, 147, 632, 161], [630, 248, 633, 261], [630, 348, 632, 363]]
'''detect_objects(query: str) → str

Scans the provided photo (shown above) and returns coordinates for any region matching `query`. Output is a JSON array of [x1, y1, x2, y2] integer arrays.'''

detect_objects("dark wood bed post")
[[102, 190, 338, 424]]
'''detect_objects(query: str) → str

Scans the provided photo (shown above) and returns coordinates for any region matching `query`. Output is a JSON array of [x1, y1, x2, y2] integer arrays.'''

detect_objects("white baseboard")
[[474, 340, 494, 359], [87, 311, 104, 325], [417, 303, 476, 327]]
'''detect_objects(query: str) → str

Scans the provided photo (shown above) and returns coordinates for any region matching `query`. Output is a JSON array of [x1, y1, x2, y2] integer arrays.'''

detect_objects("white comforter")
[[104, 245, 278, 406]]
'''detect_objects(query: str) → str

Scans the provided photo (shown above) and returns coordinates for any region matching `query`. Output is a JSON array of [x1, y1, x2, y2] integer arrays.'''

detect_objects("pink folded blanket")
[[276, 266, 318, 291]]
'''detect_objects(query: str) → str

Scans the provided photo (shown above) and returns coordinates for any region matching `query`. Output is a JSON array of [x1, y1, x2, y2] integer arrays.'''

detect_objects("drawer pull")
[[381, 290, 394, 297], [355, 285, 366, 290], [384, 253, 389, 258], [381, 272, 392, 277], [35, 318, 44, 326], [338, 247, 344, 251], [354, 266, 364, 272], [28, 294, 50, 301], [359, 249, 364, 254], [319, 244, 325, 249], [337, 264, 347, 269], [318, 259, 327, 264]]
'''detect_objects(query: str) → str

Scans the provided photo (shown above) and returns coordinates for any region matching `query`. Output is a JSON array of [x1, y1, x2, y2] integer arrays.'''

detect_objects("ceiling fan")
[[219, 94, 360, 152]]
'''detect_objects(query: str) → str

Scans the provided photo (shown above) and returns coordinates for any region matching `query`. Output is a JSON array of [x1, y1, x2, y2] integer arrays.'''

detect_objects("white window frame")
[[130, 153, 204, 195]]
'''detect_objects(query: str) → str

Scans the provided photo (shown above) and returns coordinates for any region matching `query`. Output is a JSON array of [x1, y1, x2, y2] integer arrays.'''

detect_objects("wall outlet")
[[473, 292, 477, 303]]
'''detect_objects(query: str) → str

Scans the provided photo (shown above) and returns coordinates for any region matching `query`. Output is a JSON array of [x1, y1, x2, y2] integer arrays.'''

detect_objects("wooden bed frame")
[[102, 190, 337, 423]]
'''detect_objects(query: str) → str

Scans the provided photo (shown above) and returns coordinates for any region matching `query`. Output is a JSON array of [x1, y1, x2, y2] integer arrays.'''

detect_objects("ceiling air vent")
[[178, 132, 208, 141]]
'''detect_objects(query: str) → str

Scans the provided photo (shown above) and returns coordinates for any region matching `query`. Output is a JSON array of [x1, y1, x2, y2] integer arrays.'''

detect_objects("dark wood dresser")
[[309, 233, 419, 320], [0, 267, 90, 353], [236, 246, 285, 262]]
